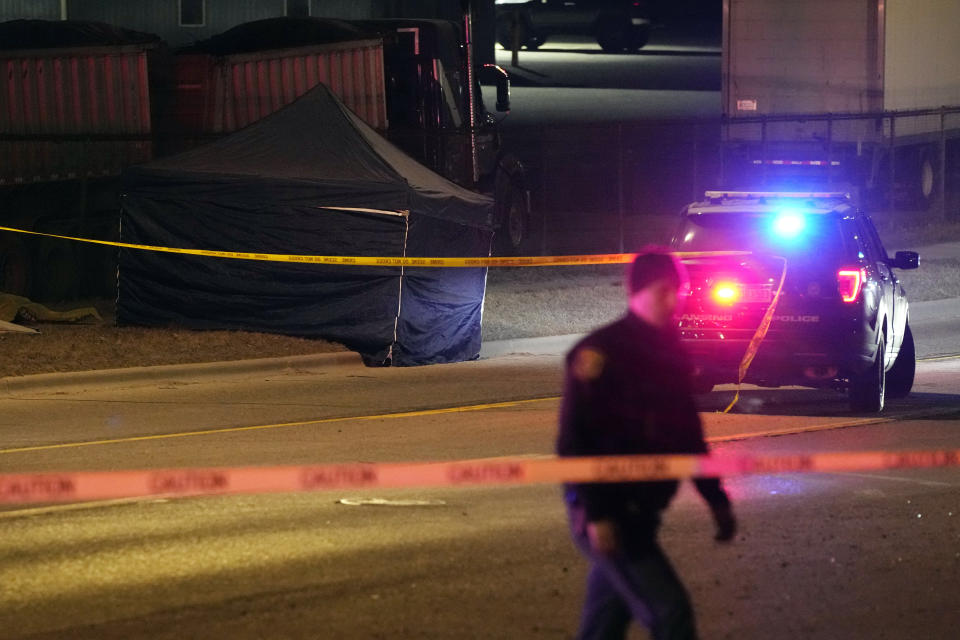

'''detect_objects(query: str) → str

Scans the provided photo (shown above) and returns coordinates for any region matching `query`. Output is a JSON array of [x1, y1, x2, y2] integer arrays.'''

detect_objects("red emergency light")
[[712, 281, 741, 305], [837, 268, 866, 302]]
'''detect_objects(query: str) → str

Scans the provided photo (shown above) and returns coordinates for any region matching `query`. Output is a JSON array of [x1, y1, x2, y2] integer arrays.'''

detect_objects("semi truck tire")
[[496, 181, 529, 255], [494, 159, 530, 255], [914, 148, 938, 210], [0, 235, 32, 297]]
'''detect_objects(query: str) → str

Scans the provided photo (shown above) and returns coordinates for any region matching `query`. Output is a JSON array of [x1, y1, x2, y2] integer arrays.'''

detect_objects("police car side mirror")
[[892, 251, 919, 270]]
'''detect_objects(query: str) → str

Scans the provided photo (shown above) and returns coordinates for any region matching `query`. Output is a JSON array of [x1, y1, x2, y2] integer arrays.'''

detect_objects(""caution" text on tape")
[[2, 449, 958, 504]]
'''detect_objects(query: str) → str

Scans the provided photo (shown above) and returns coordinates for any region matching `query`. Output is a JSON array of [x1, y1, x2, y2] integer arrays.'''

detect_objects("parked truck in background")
[[721, 0, 960, 210], [170, 17, 522, 230], [0, 14, 524, 301]]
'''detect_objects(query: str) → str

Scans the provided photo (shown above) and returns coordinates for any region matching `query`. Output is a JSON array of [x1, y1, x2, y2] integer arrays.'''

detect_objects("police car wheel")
[[849, 334, 886, 413], [886, 324, 915, 399]]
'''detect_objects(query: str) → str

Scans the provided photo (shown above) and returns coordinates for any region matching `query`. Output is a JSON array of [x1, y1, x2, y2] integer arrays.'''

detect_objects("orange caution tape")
[[2, 449, 958, 504]]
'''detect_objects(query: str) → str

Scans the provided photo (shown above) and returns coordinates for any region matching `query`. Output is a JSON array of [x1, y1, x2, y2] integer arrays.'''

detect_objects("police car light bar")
[[704, 190, 850, 201]]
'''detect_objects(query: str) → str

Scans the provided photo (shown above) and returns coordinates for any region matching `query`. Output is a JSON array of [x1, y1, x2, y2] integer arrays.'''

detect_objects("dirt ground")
[[0, 299, 343, 378]]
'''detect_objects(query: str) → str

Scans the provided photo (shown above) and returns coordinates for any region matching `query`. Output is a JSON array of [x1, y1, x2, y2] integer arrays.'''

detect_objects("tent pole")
[[387, 212, 410, 365], [464, 2, 479, 185]]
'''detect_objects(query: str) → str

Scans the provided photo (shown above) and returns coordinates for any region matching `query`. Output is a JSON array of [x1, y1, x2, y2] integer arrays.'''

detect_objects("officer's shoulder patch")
[[572, 346, 606, 382]]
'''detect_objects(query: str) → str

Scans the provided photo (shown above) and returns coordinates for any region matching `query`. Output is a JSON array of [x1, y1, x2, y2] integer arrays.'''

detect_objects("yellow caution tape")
[[3, 222, 786, 411], [0, 225, 749, 267], [719, 255, 788, 413]]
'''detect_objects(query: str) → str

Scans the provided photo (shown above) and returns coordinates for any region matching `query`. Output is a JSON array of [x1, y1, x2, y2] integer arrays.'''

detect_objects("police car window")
[[675, 213, 854, 260], [863, 217, 889, 261], [855, 218, 884, 262], [840, 218, 867, 260]]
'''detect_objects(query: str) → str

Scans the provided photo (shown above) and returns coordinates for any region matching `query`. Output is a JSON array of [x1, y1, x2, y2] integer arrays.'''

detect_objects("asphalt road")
[[487, 35, 721, 127], [1, 346, 959, 639]]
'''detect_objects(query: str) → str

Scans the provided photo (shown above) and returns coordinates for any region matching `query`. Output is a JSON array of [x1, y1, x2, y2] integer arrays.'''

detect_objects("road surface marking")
[[708, 406, 960, 442], [918, 354, 960, 362], [0, 496, 155, 519], [337, 498, 447, 506], [823, 471, 956, 487], [0, 397, 559, 455]]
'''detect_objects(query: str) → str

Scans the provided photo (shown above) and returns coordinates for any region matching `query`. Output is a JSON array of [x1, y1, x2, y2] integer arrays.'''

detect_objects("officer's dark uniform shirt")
[[557, 312, 729, 526]]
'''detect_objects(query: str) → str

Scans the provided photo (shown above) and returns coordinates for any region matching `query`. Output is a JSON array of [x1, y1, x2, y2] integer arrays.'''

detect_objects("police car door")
[[857, 217, 897, 365], [863, 217, 905, 359]]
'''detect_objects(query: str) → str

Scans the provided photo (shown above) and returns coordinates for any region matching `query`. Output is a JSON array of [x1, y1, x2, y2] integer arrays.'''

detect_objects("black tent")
[[118, 84, 494, 366]]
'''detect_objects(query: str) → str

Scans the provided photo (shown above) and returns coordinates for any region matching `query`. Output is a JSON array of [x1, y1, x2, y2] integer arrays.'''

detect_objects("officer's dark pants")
[[568, 503, 698, 640]]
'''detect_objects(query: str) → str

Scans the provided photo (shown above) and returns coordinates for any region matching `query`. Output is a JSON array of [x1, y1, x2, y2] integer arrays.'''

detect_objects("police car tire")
[[849, 334, 886, 413], [886, 323, 915, 399]]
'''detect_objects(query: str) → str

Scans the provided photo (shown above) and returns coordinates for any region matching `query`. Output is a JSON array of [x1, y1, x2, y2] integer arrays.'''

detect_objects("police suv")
[[670, 191, 919, 413]]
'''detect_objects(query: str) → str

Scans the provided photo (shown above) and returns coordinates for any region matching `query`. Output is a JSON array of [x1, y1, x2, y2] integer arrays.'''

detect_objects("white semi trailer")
[[721, 0, 960, 209]]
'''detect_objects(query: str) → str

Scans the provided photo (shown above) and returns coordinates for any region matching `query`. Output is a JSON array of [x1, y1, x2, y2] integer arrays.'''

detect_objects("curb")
[[0, 350, 362, 395], [479, 334, 581, 359], [0, 334, 577, 396]]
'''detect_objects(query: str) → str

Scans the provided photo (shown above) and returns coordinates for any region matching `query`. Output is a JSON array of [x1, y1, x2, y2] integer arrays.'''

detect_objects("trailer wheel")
[[0, 236, 32, 297], [916, 150, 938, 210]]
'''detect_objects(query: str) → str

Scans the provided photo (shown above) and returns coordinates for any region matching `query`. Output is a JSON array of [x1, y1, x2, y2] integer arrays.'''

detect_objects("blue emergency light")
[[771, 211, 806, 238]]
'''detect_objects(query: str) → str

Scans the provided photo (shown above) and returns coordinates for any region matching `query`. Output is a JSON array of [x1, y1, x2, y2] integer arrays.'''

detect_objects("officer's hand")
[[711, 504, 737, 543], [587, 520, 618, 555]]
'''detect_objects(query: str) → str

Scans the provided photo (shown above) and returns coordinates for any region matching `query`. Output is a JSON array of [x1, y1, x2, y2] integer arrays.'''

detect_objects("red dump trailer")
[[0, 16, 521, 301], [170, 38, 387, 144], [0, 21, 163, 299]]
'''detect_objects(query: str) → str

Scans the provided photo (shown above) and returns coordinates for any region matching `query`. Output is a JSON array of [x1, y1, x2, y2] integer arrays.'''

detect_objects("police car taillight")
[[837, 268, 866, 303], [711, 282, 741, 305]]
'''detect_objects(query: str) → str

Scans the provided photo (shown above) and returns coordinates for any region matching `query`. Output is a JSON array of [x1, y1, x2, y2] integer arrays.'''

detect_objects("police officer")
[[557, 248, 736, 640]]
